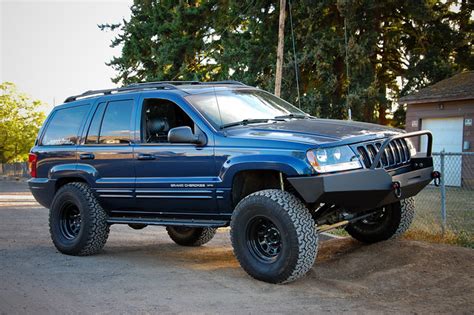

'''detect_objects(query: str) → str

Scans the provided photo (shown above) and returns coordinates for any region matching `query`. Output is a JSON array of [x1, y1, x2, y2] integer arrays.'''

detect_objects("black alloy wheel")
[[59, 202, 82, 240], [246, 216, 282, 262]]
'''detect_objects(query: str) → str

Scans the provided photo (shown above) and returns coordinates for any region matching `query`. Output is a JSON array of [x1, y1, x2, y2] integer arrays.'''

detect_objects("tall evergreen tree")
[[100, 0, 472, 126]]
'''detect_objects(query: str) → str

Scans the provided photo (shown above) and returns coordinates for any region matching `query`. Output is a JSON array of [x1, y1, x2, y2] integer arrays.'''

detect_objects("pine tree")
[[100, 0, 472, 126]]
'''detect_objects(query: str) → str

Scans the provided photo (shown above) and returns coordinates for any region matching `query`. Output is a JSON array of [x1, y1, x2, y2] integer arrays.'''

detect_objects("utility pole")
[[274, 0, 286, 97]]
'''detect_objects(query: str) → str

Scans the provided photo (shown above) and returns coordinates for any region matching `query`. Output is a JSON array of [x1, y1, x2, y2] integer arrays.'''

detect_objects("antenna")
[[213, 86, 224, 128]]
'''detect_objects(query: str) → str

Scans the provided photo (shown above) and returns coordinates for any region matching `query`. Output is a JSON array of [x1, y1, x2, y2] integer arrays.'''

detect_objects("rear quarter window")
[[41, 104, 90, 145]]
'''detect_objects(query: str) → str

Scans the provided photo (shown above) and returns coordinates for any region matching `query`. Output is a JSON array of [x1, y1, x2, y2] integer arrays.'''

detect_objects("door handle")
[[79, 153, 95, 160], [137, 153, 156, 160]]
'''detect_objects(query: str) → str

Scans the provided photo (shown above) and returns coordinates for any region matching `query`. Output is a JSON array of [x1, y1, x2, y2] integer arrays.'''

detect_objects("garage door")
[[421, 117, 463, 186]]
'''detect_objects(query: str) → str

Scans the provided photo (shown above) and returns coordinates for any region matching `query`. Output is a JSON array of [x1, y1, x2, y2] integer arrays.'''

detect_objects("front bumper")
[[288, 157, 435, 211]]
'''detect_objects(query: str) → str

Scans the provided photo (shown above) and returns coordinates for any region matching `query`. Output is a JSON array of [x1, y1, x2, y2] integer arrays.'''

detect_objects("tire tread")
[[49, 182, 109, 256], [231, 189, 318, 284]]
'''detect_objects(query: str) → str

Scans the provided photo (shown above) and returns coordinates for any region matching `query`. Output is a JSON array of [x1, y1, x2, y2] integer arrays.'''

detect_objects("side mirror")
[[168, 126, 206, 146]]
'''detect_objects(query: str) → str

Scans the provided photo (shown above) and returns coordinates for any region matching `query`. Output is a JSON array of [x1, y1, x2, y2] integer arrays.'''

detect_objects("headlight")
[[306, 146, 362, 173], [406, 139, 417, 157]]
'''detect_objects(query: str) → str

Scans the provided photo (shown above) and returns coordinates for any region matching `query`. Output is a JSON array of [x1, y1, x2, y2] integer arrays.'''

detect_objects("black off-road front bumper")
[[288, 131, 439, 211]]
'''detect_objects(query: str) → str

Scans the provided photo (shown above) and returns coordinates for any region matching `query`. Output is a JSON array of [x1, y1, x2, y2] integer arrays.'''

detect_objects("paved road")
[[0, 180, 472, 314]]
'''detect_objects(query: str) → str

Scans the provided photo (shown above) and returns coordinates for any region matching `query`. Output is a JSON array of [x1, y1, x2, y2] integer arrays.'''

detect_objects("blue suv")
[[28, 81, 438, 283]]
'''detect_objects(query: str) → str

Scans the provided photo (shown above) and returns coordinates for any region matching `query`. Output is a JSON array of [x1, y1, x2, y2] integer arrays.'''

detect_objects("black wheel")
[[49, 182, 110, 256], [128, 223, 147, 230], [230, 189, 318, 284], [166, 226, 217, 246], [345, 197, 415, 244]]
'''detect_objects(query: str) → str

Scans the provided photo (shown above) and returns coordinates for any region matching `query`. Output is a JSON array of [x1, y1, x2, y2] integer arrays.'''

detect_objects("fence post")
[[440, 150, 447, 235]]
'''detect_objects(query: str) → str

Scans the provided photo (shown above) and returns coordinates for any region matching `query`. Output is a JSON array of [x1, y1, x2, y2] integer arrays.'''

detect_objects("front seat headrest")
[[147, 118, 170, 134]]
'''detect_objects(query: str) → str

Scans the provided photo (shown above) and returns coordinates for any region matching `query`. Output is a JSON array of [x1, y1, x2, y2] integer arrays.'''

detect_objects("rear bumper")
[[287, 157, 434, 210], [28, 178, 56, 208]]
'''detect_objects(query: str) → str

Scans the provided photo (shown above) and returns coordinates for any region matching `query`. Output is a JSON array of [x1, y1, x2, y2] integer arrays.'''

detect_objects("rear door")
[[77, 98, 137, 210]]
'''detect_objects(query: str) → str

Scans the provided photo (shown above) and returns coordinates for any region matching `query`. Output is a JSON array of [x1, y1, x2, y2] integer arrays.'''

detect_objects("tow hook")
[[392, 181, 402, 199], [431, 171, 441, 187]]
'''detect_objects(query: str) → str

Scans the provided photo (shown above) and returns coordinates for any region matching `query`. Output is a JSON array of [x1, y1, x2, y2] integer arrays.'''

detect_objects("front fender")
[[219, 154, 313, 187]]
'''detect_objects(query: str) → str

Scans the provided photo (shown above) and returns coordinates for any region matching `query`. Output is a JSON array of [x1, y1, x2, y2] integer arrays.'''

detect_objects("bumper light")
[[307, 146, 362, 173]]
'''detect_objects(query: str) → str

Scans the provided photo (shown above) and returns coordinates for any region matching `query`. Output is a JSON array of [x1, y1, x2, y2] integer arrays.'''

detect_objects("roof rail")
[[64, 83, 177, 103], [126, 80, 247, 87], [64, 80, 247, 103]]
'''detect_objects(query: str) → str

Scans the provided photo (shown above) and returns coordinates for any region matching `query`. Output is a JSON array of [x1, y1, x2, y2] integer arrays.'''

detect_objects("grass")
[[403, 229, 473, 249]]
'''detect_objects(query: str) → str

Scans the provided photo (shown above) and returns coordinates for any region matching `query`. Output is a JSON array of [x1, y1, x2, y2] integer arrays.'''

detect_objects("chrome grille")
[[356, 139, 411, 169]]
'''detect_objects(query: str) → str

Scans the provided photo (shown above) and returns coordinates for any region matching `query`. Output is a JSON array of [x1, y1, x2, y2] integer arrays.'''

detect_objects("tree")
[[101, 0, 473, 126], [0, 82, 46, 163]]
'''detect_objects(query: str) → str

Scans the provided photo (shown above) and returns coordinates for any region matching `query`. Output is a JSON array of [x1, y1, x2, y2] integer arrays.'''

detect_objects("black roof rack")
[[64, 80, 247, 103], [127, 80, 246, 87]]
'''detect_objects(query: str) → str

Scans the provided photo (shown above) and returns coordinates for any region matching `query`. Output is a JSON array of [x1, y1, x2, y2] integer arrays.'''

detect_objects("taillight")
[[28, 153, 38, 178]]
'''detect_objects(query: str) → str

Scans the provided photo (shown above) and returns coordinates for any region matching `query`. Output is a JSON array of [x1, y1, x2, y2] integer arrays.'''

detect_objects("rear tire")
[[49, 182, 110, 256], [166, 226, 217, 246], [230, 189, 318, 284], [345, 197, 415, 244]]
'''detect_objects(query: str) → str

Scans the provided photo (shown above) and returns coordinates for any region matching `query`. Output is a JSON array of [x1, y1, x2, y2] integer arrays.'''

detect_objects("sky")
[[1, 0, 132, 113]]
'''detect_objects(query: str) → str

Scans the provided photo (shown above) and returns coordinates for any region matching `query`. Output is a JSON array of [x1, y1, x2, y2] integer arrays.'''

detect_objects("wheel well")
[[232, 170, 282, 207], [55, 177, 87, 192]]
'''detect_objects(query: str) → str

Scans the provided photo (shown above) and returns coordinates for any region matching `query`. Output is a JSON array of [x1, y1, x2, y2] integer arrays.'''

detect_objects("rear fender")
[[49, 163, 98, 187]]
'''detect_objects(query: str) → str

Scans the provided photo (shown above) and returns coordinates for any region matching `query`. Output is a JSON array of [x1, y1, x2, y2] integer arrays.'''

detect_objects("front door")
[[133, 97, 218, 217]]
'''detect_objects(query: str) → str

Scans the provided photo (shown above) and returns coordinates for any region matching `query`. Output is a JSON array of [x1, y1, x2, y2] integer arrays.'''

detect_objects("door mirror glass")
[[168, 126, 206, 145]]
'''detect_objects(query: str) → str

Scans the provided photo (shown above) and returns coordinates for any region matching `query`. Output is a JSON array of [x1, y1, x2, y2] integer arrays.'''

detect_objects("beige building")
[[399, 71, 474, 186]]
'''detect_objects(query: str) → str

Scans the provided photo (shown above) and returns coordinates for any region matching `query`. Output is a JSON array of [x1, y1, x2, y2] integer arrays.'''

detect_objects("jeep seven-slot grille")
[[356, 139, 411, 169]]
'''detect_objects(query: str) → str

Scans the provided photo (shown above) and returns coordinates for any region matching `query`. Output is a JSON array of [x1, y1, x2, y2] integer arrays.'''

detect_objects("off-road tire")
[[346, 197, 415, 244], [49, 182, 110, 255], [166, 226, 217, 246], [230, 189, 318, 284]]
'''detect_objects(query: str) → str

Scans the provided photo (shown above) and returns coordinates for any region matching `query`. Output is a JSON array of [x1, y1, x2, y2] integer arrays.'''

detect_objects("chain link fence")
[[411, 151, 473, 247], [1, 154, 473, 246]]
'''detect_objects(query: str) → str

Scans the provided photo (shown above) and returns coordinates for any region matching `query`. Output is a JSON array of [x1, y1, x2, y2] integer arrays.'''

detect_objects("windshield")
[[185, 89, 307, 128]]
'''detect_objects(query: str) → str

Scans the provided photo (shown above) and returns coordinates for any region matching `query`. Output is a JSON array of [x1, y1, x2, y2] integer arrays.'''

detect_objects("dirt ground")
[[0, 180, 473, 314]]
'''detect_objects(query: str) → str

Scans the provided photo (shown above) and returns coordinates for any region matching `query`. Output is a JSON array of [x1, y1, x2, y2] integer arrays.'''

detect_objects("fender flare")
[[219, 154, 313, 187], [49, 163, 98, 187]]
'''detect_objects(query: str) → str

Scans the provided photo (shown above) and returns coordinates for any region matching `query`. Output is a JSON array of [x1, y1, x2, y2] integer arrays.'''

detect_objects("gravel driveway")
[[0, 180, 472, 314]]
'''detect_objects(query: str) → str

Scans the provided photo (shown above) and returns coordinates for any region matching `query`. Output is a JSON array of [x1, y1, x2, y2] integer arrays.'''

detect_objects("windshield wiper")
[[274, 113, 311, 119], [220, 119, 274, 129]]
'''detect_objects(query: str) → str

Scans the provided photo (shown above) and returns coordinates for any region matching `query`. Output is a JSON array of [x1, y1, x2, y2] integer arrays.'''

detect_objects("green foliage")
[[0, 82, 46, 163], [100, 0, 473, 126]]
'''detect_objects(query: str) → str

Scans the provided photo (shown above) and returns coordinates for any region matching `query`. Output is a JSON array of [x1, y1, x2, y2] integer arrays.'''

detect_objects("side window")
[[142, 99, 194, 143], [85, 102, 106, 144], [41, 105, 90, 145], [99, 100, 133, 144]]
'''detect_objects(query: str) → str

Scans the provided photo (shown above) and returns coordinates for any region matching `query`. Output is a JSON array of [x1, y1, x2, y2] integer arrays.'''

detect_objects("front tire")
[[345, 197, 415, 244], [230, 189, 318, 284], [49, 182, 110, 256], [166, 226, 217, 246]]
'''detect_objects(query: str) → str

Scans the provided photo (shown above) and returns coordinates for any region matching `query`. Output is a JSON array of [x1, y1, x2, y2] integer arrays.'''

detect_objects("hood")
[[224, 118, 401, 146]]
